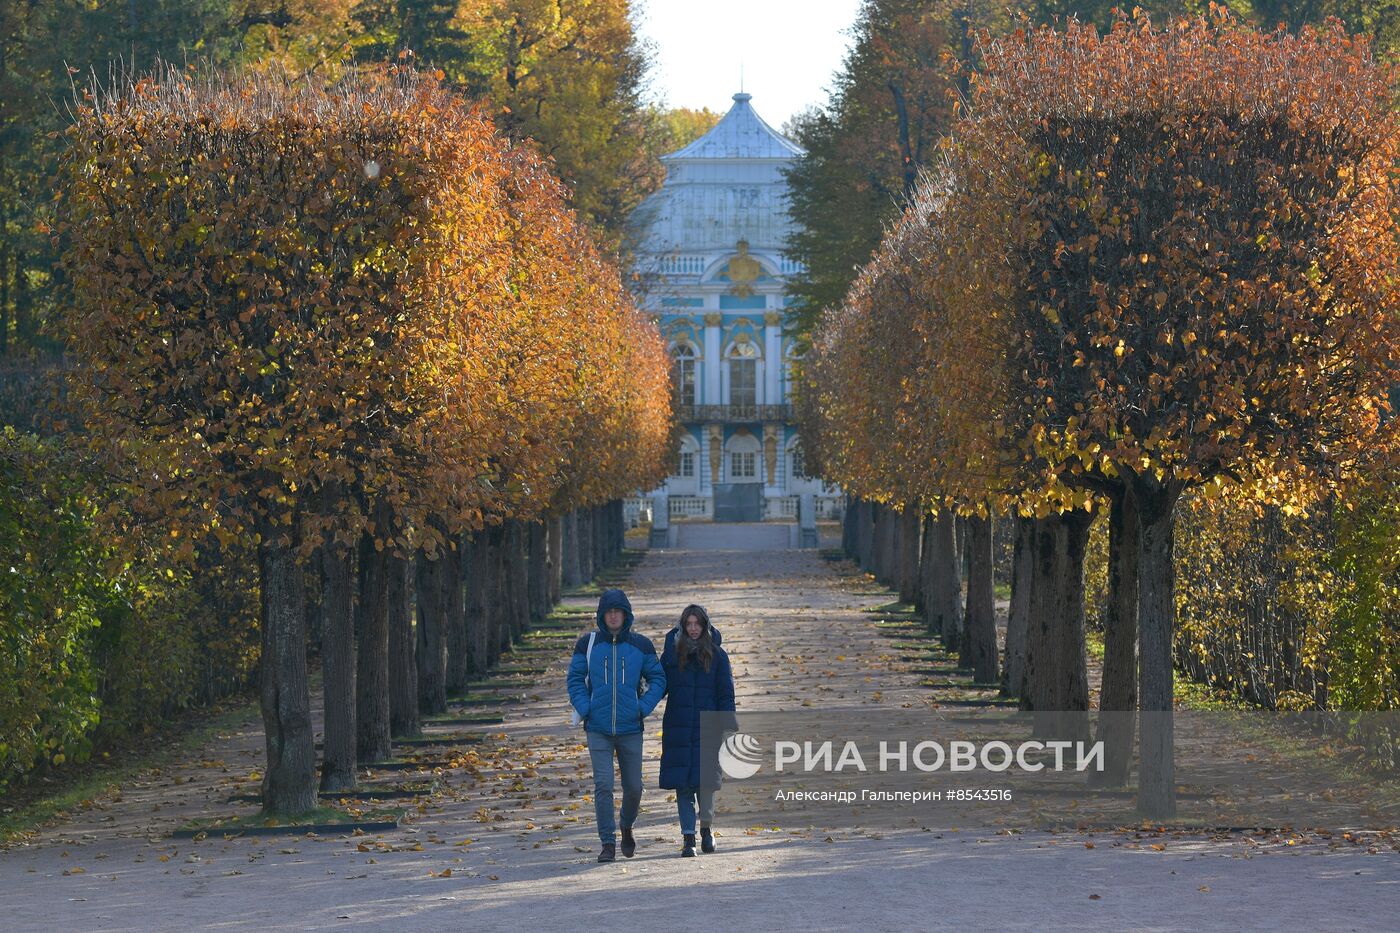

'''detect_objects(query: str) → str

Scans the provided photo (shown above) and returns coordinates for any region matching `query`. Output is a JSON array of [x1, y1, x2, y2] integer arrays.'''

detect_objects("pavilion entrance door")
[[711, 483, 763, 522]]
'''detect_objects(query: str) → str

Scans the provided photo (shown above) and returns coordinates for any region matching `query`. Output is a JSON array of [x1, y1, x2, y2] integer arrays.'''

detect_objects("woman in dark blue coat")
[[659, 604, 736, 857]]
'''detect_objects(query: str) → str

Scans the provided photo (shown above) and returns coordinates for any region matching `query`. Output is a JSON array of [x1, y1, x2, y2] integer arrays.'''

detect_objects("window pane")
[[731, 359, 756, 407], [671, 356, 696, 407]]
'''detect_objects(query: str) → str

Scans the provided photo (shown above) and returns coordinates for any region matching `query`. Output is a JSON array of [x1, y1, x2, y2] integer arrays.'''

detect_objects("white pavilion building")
[[629, 92, 840, 527]]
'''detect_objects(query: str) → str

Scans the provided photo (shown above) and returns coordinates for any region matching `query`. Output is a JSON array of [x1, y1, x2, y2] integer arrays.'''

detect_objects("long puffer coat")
[[658, 619, 737, 790]]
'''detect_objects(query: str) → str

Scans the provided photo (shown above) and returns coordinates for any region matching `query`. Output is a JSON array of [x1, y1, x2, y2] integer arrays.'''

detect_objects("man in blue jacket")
[[567, 588, 666, 862]]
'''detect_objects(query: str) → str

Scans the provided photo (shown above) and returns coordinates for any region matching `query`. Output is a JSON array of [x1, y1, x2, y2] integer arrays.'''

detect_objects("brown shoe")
[[597, 843, 616, 863]]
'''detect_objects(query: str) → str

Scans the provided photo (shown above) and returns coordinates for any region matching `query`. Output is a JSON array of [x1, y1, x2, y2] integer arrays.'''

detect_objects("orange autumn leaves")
[[60, 66, 670, 556], [804, 13, 1400, 517]]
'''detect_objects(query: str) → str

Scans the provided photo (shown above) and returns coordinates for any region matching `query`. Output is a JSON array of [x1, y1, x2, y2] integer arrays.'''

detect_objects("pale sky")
[[635, 0, 865, 131]]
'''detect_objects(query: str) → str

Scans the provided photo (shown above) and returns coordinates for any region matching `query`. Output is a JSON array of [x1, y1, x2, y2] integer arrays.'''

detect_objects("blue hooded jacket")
[[567, 589, 666, 736], [659, 618, 736, 790]]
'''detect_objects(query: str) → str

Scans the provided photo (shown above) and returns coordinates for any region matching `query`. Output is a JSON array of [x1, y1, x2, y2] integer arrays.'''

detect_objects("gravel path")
[[3, 534, 1395, 932]]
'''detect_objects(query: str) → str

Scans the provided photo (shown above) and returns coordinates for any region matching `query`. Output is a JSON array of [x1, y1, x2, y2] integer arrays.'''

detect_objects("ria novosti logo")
[[718, 733, 764, 779], [717, 733, 1107, 780]]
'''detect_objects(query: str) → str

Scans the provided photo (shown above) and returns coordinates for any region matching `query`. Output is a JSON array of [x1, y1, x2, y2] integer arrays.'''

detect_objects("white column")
[[703, 312, 722, 406], [649, 491, 670, 547], [764, 310, 783, 404], [698, 428, 709, 494]]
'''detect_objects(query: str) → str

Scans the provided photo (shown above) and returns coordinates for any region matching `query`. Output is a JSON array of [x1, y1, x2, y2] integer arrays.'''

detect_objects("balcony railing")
[[675, 403, 793, 424], [670, 496, 712, 520]]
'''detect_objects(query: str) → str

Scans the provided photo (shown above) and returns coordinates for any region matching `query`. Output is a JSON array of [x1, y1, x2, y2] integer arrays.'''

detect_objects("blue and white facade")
[[630, 93, 839, 523]]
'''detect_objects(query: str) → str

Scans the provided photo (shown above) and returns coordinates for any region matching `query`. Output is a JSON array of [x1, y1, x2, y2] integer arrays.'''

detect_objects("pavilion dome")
[[631, 93, 804, 260]]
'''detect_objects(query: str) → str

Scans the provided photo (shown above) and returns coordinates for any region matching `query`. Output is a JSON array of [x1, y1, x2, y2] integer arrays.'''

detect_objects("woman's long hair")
[[676, 604, 714, 672]]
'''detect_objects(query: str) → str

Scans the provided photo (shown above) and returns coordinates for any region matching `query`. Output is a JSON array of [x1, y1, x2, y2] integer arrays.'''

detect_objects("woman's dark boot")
[[681, 833, 697, 857], [700, 826, 715, 854]]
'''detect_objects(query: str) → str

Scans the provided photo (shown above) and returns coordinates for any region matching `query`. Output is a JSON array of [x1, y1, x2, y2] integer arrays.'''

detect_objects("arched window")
[[783, 344, 804, 407], [671, 343, 697, 407], [725, 431, 762, 483], [671, 434, 699, 483], [790, 442, 808, 480], [727, 340, 758, 408]]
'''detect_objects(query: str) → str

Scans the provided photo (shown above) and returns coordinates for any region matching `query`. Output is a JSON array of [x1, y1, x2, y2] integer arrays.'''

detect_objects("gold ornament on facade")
[[708, 425, 723, 484], [764, 310, 782, 327], [724, 240, 762, 298], [763, 424, 778, 483], [704, 311, 722, 327]]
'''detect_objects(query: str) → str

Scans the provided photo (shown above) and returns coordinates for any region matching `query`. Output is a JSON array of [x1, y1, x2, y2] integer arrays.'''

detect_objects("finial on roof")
[[733, 92, 752, 103]]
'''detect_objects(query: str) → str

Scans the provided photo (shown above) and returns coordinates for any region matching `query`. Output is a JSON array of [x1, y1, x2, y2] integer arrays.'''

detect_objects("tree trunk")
[[882, 505, 899, 588], [898, 507, 921, 606], [577, 508, 594, 583], [866, 503, 881, 579], [1021, 513, 1090, 743], [869, 504, 886, 585], [464, 531, 492, 675], [843, 496, 857, 558], [1001, 517, 1034, 698], [355, 533, 391, 764], [850, 499, 863, 566], [387, 552, 419, 738], [962, 514, 997, 684], [562, 509, 582, 587], [918, 508, 936, 630], [927, 512, 962, 648], [548, 515, 563, 605], [859, 500, 875, 569], [528, 521, 550, 624], [486, 523, 512, 661], [506, 520, 531, 639], [954, 515, 968, 590], [415, 548, 448, 716], [319, 543, 356, 793], [304, 556, 323, 660], [595, 504, 607, 576], [445, 533, 471, 694], [1094, 492, 1139, 787], [596, 504, 609, 572], [588, 505, 600, 575], [258, 538, 316, 815], [613, 500, 626, 560], [1133, 481, 1181, 819]]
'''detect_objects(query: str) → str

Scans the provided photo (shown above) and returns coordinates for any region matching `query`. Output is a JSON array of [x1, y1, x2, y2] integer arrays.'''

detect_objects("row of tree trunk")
[[259, 501, 626, 814], [841, 497, 1142, 785], [842, 500, 999, 685]]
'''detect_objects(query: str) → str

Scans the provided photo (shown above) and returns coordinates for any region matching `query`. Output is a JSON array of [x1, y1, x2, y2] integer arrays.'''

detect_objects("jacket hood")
[[596, 589, 635, 639], [666, 618, 721, 649]]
